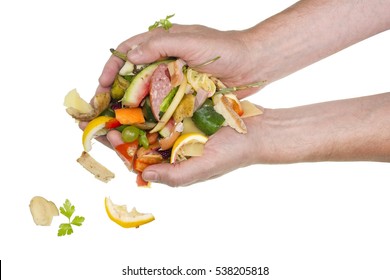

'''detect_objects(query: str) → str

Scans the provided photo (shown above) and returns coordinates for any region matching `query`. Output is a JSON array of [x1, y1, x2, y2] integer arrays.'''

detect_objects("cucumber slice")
[[121, 59, 174, 107], [192, 99, 225, 136], [142, 98, 157, 123]]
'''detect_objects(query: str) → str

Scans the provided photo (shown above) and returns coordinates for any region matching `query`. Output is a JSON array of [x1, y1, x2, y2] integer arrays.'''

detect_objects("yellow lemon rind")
[[104, 197, 155, 228]]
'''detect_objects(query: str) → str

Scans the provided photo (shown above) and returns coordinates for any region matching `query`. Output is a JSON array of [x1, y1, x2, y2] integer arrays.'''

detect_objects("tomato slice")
[[115, 140, 139, 170], [105, 118, 121, 129]]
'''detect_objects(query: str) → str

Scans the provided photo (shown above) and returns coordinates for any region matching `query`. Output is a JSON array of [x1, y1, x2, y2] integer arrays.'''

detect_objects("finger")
[[142, 155, 220, 187], [98, 55, 124, 88], [95, 135, 112, 149], [126, 37, 180, 65], [98, 24, 209, 89], [127, 28, 204, 66], [97, 31, 152, 89], [106, 129, 123, 147], [95, 84, 112, 95]]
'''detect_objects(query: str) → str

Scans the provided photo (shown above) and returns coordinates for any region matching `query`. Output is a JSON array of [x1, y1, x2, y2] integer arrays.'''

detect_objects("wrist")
[[248, 108, 317, 164], [250, 94, 390, 164]]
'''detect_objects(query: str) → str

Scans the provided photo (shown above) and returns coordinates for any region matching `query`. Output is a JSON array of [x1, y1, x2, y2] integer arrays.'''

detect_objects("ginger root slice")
[[29, 196, 59, 226], [77, 151, 115, 183]]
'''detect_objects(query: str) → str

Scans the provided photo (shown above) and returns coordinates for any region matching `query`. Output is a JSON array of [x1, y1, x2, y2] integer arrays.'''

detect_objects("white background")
[[0, 0, 389, 279]]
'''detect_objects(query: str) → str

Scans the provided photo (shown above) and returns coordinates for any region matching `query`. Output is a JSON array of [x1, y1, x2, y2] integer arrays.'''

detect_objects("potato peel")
[[77, 151, 115, 183], [214, 95, 247, 134], [66, 91, 111, 122]]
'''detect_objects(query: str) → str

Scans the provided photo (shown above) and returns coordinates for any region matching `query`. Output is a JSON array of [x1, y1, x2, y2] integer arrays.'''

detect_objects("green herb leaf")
[[58, 223, 73, 236], [149, 14, 175, 31], [59, 199, 75, 219], [71, 216, 85, 227], [58, 199, 85, 237]]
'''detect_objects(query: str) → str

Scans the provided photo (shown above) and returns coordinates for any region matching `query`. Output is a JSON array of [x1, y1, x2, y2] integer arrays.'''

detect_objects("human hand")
[[106, 109, 268, 187], [97, 24, 264, 99], [105, 92, 390, 187]]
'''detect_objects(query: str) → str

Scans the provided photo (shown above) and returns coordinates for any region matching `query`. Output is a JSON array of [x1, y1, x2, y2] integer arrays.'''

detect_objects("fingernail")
[[142, 170, 160, 182]]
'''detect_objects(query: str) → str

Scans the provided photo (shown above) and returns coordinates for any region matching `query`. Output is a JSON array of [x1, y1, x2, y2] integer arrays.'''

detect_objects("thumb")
[[142, 157, 217, 187], [141, 163, 193, 187]]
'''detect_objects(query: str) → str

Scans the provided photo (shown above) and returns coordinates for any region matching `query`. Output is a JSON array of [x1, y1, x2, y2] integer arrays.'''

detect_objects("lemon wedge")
[[82, 116, 113, 152], [170, 133, 208, 163], [104, 197, 155, 228]]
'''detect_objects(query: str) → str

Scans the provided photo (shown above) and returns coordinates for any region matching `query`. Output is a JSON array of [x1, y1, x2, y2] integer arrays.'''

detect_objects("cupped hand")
[[105, 110, 271, 187], [141, 127, 258, 187], [97, 24, 264, 99]]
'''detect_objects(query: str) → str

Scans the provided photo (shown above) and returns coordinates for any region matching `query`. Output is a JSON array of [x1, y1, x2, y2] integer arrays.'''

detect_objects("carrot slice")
[[115, 108, 145, 125]]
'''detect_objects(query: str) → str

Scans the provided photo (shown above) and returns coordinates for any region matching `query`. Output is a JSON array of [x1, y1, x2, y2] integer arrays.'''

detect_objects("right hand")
[[97, 24, 265, 99]]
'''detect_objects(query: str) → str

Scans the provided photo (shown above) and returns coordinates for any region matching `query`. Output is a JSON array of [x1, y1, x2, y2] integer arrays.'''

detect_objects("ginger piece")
[[29, 196, 59, 226]]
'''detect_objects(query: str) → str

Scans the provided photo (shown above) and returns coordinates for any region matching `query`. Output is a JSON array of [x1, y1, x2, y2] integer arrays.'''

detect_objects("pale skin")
[[95, 0, 390, 186]]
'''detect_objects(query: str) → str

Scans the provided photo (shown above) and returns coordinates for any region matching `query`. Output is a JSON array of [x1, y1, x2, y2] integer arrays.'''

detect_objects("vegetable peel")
[[77, 151, 115, 183], [213, 95, 247, 134], [65, 91, 111, 122]]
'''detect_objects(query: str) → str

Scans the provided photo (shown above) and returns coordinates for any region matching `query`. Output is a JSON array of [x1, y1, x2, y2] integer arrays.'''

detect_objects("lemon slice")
[[104, 197, 155, 228], [170, 132, 208, 163], [82, 116, 113, 152]]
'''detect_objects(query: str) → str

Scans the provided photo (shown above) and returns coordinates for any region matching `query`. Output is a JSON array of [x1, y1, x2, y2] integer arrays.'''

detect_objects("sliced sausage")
[[149, 63, 172, 120]]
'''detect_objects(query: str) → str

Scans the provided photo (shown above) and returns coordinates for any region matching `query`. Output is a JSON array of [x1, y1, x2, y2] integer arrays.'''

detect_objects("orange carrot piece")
[[146, 132, 159, 145], [115, 108, 145, 125]]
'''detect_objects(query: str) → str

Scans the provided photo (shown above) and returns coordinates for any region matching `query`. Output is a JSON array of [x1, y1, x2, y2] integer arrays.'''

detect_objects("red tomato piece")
[[105, 118, 121, 129], [115, 140, 139, 170]]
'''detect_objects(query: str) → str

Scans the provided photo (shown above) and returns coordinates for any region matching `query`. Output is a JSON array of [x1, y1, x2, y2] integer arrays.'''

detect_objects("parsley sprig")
[[149, 14, 175, 31], [58, 199, 85, 236]]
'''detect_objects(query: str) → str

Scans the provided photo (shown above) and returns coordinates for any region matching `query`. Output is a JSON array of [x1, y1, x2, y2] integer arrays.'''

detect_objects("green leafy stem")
[[149, 14, 175, 31], [58, 199, 85, 237]]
